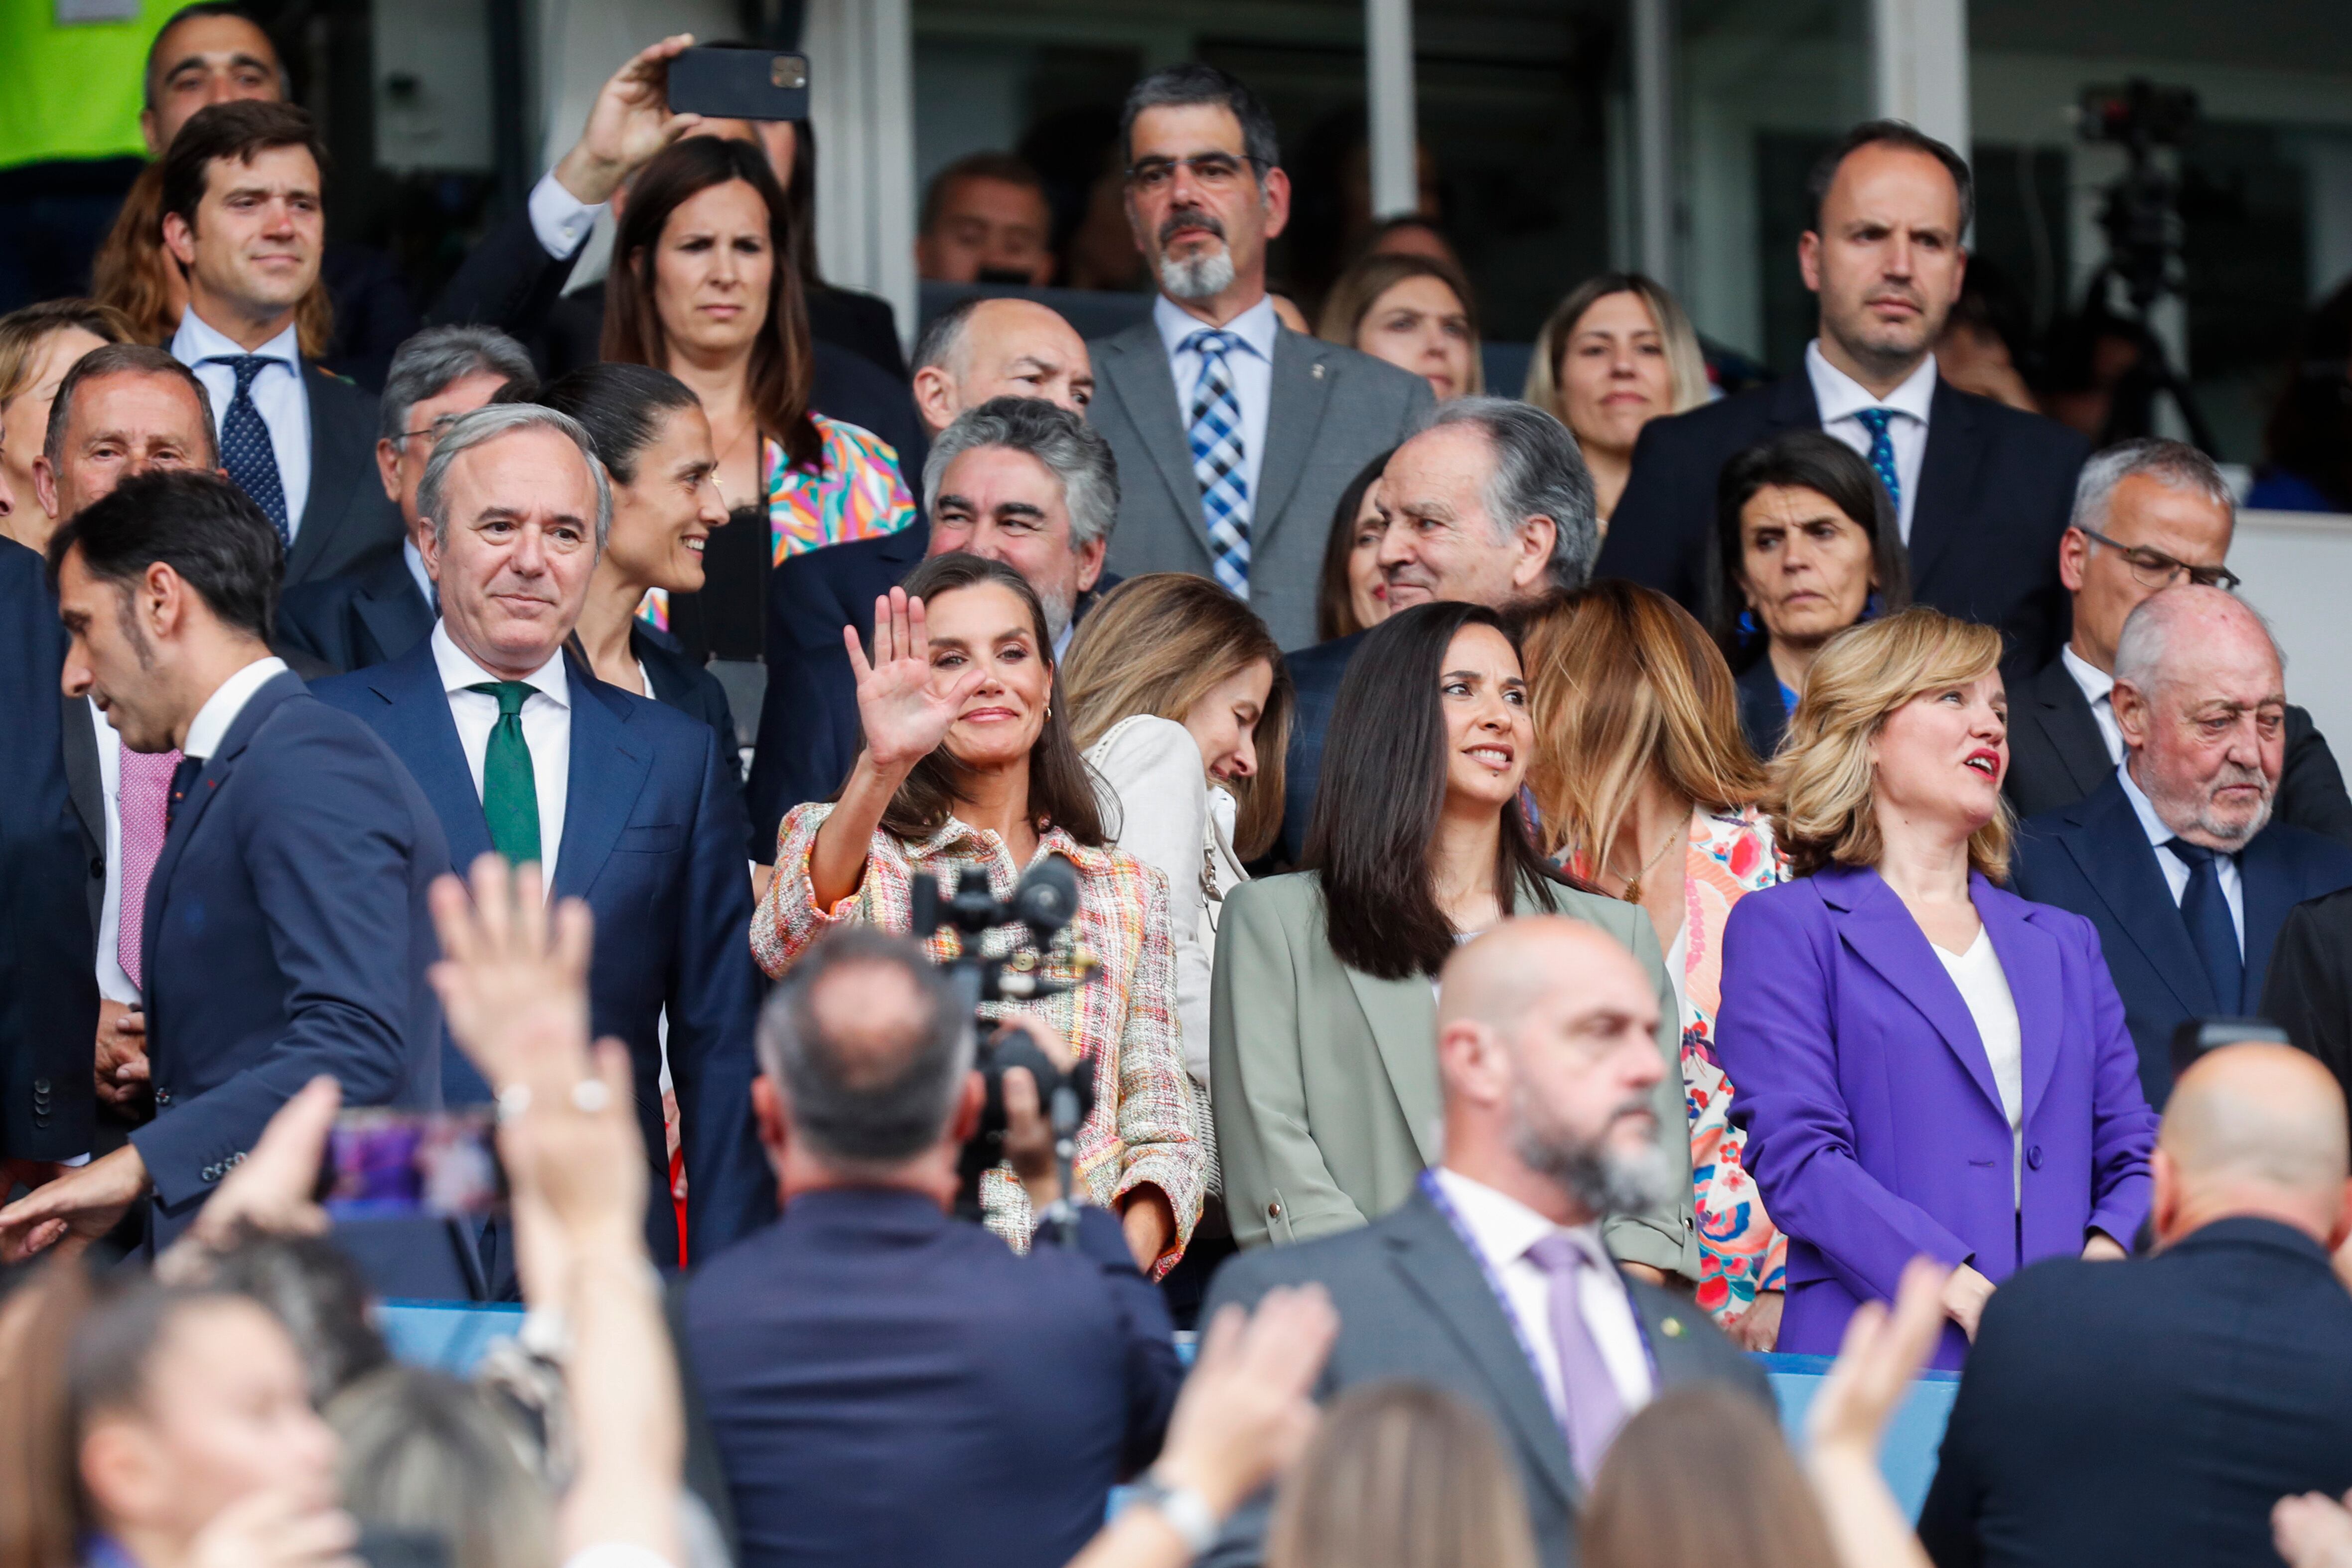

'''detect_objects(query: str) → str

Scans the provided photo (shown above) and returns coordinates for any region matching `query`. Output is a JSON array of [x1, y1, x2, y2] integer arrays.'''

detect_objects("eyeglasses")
[[1124, 153, 1266, 194], [2078, 527, 2240, 593], [396, 413, 466, 447]]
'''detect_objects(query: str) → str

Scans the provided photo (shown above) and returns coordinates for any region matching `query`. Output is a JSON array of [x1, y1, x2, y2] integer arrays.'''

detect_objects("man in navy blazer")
[[1597, 122, 2085, 668], [0, 470, 443, 1259], [2011, 587, 2352, 1107], [314, 403, 770, 1265], [1920, 1043, 2352, 1568], [681, 926, 1181, 1568]]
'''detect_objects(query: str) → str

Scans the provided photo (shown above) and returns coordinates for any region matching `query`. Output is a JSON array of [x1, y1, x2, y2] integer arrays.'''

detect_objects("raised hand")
[[845, 588, 988, 773], [552, 33, 704, 206], [426, 855, 596, 1097]]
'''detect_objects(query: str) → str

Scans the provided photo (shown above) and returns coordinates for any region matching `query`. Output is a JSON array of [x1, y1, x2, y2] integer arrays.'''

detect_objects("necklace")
[[1615, 817, 1685, 905], [709, 406, 761, 508]]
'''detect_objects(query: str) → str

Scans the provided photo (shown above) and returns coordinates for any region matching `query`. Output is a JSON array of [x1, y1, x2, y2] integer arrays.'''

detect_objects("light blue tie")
[[1853, 407, 1901, 517], [1183, 329, 1251, 594], [206, 354, 290, 545]]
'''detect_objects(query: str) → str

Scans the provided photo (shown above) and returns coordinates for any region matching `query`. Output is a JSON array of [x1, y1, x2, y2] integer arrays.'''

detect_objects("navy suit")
[[314, 639, 772, 1262], [1920, 1217, 2352, 1568], [276, 542, 434, 676], [133, 670, 445, 1244], [286, 362, 406, 588], [1274, 631, 1363, 866], [2009, 770, 2352, 1106], [1598, 372, 2087, 667], [680, 1188, 1181, 1568], [0, 539, 97, 1162]]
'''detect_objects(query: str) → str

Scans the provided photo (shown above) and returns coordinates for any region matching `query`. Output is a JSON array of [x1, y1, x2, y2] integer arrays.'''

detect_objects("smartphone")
[[324, 1108, 504, 1221], [668, 47, 810, 122]]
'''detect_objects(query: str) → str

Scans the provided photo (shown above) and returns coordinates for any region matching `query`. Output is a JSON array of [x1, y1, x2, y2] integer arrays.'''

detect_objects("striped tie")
[[1183, 329, 1251, 594], [1854, 407, 1901, 515]]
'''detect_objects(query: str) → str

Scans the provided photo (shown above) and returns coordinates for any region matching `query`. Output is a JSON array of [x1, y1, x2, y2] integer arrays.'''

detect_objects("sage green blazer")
[[1209, 870, 1700, 1276]]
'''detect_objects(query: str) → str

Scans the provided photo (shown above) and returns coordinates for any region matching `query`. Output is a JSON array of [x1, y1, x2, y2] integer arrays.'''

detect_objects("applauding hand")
[[846, 588, 988, 773]]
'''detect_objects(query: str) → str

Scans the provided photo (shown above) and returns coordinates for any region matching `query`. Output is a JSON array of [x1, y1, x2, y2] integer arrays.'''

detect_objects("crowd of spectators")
[[9, 9, 2352, 1568]]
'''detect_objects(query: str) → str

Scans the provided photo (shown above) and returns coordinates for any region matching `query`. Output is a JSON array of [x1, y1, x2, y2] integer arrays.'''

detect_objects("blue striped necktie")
[[1854, 407, 1901, 515], [1183, 329, 1251, 594], [207, 354, 290, 545]]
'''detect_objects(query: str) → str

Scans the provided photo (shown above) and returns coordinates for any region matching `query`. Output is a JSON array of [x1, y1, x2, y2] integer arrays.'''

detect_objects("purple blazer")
[[1714, 863, 2156, 1368]]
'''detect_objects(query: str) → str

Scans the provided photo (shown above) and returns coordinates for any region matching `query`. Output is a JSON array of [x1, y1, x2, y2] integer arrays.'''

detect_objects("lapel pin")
[[1661, 1316, 1685, 1338], [1312, 363, 1325, 380]]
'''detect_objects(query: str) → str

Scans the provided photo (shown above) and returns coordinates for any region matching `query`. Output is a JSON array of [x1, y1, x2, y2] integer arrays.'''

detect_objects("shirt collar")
[[2060, 643, 2114, 707], [1432, 1165, 1610, 1272], [1155, 293, 1280, 364], [2116, 756, 2179, 851], [431, 620, 571, 708], [183, 655, 289, 761], [172, 306, 301, 371], [1805, 338, 1937, 427]]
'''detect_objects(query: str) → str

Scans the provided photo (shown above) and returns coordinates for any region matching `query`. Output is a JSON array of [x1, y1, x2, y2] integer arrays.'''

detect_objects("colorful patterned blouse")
[[752, 802, 1206, 1276]]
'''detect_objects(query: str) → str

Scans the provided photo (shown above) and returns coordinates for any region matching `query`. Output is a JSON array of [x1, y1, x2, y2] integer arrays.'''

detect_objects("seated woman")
[[751, 553, 1203, 1274], [1714, 608, 2157, 1369], [1313, 449, 1395, 644], [1523, 273, 1709, 529], [1212, 601, 1693, 1282], [1317, 254, 1482, 403], [1704, 430, 1910, 758], [1522, 580, 1789, 1345]]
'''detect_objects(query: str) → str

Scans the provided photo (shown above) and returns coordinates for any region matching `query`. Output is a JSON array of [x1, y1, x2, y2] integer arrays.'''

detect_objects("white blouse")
[[1935, 927, 2025, 1205]]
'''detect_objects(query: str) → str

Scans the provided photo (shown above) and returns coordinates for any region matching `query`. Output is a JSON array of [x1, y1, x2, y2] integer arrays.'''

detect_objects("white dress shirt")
[[90, 701, 138, 1006], [1805, 339, 1937, 545], [1934, 928, 2025, 1203], [431, 622, 571, 889], [1155, 293, 1278, 512], [1431, 1167, 1655, 1422], [184, 656, 289, 762], [527, 168, 605, 261], [172, 310, 311, 540], [2118, 758, 2246, 950], [2061, 644, 2125, 762]]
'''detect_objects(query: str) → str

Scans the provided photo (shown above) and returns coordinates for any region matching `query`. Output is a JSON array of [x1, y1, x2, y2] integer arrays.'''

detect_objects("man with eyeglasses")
[[277, 327, 539, 675], [1084, 63, 1431, 652], [2005, 438, 2352, 846]]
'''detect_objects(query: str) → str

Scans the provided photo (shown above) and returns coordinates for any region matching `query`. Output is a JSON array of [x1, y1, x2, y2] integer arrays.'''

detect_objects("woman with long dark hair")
[[604, 136, 915, 663], [1313, 448, 1395, 644], [1210, 601, 1691, 1279], [750, 553, 1203, 1274]]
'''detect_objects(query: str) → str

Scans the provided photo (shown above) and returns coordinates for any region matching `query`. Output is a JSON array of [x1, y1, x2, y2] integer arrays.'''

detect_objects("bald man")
[[1920, 1043, 2352, 1568], [2012, 586, 2352, 1106], [1202, 918, 1767, 1568], [909, 297, 1095, 436]]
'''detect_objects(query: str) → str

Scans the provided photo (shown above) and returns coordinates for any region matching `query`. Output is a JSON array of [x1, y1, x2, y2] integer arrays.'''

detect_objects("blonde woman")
[[1524, 273, 1709, 525], [1713, 608, 2156, 1368], [1267, 1383, 1538, 1568], [0, 299, 131, 547], [1524, 579, 1788, 1345], [1063, 573, 1292, 1099], [1318, 253, 1483, 403]]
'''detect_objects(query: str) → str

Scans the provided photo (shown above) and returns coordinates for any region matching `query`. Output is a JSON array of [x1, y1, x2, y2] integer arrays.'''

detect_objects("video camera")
[[910, 856, 1100, 1242]]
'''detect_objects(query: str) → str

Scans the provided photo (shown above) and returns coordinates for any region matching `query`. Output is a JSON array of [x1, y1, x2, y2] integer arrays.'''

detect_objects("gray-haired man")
[[2004, 437, 2352, 846], [277, 325, 538, 674], [314, 404, 771, 1274]]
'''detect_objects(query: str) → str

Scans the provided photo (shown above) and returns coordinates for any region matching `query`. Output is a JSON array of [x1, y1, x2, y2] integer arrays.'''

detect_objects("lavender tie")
[[1525, 1231, 1628, 1486]]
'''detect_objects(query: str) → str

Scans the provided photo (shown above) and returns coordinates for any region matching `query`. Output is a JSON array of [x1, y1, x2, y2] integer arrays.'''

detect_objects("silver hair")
[[2112, 586, 2285, 698], [416, 403, 612, 553], [921, 395, 1120, 552], [2069, 437, 2236, 538], [1420, 396, 1601, 592], [379, 326, 538, 445]]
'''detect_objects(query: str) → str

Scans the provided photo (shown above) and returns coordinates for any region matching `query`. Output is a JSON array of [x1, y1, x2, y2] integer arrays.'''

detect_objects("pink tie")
[[117, 742, 182, 992]]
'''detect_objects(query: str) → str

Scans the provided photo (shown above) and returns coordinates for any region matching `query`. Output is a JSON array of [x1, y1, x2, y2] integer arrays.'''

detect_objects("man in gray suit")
[[1086, 63, 1432, 651], [1204, 917, 1769, 1568]]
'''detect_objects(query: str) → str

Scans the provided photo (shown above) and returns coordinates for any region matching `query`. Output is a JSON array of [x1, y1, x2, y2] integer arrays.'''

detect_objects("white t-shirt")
[[1935, 928, 2025, 1205]]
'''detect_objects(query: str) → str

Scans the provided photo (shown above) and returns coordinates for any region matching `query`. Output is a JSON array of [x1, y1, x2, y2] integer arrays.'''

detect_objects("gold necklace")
[[1616, 818, 1685, 905]]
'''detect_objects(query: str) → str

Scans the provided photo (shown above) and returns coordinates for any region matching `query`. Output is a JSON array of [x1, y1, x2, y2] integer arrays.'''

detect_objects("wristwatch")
[[1126, 1469, 1221, 1557]]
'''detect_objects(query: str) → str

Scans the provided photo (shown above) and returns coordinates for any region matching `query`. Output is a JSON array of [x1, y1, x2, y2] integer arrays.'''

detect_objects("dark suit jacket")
[[1920, 1216, 2352, 1568], [313, 641, 772, 1261], [1734, 655, 1789, 762], [131, 670, 444, 1244], [1274, 632, 1364, 867], [276, 542, 433, 676], [1089, 318, 1431, 651], [680, 1188, 1182, 1568], [286, 361, 406, 588], [2261, 885, 2352, 1109], [1597, 371, 2089, 667], [1201, 1187, 1771, 1568], [0, 540, 97, 1161], [2003, 656, 2352, 849], [2009, 772, 2352, 1106]]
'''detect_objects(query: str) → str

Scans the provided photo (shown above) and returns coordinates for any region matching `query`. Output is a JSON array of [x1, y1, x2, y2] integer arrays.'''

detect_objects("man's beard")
[[1510, 1091, 1674, 1217], [1156, 207, 1236, 301], [2156, 760, 2275, 846]]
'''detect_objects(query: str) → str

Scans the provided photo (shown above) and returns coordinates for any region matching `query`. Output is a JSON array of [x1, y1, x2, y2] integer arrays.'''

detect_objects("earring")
[[1045, 704, 1053, 719]]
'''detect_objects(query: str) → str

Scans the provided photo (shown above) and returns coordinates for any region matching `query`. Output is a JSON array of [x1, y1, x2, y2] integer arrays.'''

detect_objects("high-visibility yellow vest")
[[0, 0, 182, 171]]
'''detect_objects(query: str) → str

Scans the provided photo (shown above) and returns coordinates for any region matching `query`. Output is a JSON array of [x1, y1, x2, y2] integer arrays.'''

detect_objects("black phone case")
[[669, 49, 810, 122]]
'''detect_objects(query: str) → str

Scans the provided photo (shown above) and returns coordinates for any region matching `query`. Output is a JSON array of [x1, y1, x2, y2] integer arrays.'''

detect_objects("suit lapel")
[[1821, 867, 2006, 1116], [61, 693, 104, 850], [285, 362, 341, 584], [1383, 1193, 1578, 1508], [2028, 660, 2115, 801], [1904, 382, 1983, 591], [366, 640, 494, 869], [2058, 779, 2212, 1017], [551, 656, 654, 903], [1975, 879, 2062, 1123], [1099, 321, 1208, 555], [354, 568, 435, 668], [1250, 333, 1335, 546], [1341, 964, 1443, 1164]]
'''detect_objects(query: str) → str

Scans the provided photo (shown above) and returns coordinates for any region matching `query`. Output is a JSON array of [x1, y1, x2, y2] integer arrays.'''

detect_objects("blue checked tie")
[[1183, 329, 1251, 594], [207, 354, 290, 546], [1853, 407, 1901, 516]]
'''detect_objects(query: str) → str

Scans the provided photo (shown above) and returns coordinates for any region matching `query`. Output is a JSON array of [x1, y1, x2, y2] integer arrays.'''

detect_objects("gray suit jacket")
[[1201, 1189, 1772, 1568], [1210, 871, 1702, 1278], [1089, 316, 1432, 650]]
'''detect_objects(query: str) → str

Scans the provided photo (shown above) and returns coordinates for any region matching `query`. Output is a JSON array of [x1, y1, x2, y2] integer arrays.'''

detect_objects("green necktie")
[[467, 681, 541, 866]]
